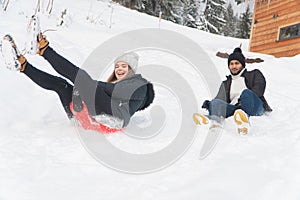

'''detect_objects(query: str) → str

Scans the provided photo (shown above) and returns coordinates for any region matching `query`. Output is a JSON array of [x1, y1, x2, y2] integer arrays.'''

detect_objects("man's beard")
[[230, 68, 243, 76]]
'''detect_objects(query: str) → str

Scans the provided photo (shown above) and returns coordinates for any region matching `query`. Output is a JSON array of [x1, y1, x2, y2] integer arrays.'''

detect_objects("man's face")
[[229, 60, 243, 75]]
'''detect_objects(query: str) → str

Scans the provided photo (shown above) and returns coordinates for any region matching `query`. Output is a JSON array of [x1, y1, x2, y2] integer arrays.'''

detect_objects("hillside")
[[1, 1, 300, 200]]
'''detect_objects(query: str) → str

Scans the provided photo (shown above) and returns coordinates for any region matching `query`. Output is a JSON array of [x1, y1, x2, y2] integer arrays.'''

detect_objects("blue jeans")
[[209, 89, 264, 118]]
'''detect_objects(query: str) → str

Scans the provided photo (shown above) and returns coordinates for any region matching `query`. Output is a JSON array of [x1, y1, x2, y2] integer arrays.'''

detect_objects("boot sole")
[[193, 113, 209, 125], [1, 35, 20, 70], [233, 109, 250, 135]]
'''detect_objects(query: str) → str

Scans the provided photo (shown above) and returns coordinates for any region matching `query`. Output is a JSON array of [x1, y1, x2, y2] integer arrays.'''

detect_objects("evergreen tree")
[[197, 13, 209, 32], [204, 0, 227, 34], [142, 0, 159, 16], [235, 0, 243, 5], [154, 0, 185, 24], [182, 0, 200, 28], [232, 13, 240, 37], [112, 0, 254, 39], [195, 0, 209, 32], [223, 3, 235, 37], [237, 4, 252, 38], [234, 0, 254, 5]]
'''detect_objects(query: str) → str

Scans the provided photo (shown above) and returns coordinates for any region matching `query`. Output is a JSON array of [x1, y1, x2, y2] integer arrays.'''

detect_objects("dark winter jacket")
[[96, 74, 155, 127], [213, 69, 272, 112]]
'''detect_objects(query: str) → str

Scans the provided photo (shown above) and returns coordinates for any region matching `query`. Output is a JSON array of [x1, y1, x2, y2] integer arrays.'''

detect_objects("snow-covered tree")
[[197, 13, 208, 32], [234, 0, 255, 5], [182, 0, 205, 29], [114, 0, 138, 10], [160, 0, 185, 24], [236, 4, 252, 38], [112, 0, 253, 38], [235, 0, 243, 5], [223, 2, 236, 37], [204, 0, 227, 34], [133, 0, 184, 25], [137, 0, 158, 16]]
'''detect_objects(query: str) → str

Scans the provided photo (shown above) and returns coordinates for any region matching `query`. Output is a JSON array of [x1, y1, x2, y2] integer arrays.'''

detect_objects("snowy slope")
[[1, 1, 300, 200]]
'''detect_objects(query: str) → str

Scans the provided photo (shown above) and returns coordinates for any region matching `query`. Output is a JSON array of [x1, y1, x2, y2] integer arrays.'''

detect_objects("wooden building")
[[249, 0, 300, 57]]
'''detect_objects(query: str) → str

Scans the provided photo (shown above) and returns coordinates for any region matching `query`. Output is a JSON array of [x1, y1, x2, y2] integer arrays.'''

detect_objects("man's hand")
[[202, 100, 210, 110]]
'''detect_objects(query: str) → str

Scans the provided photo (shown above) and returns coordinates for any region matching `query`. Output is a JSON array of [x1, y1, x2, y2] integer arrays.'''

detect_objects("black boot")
[[72, 87, 83, 112]]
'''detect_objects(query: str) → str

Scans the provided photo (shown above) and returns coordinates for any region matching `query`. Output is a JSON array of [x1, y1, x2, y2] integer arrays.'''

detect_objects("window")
[[279, 23, 300, 41]]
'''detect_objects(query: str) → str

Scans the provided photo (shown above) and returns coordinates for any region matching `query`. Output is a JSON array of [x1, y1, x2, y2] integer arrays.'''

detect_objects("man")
[[194, 47, 272, 134]]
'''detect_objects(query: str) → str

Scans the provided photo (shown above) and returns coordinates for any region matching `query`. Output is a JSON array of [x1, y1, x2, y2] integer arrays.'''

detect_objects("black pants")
[[23, 47, 113, 118]]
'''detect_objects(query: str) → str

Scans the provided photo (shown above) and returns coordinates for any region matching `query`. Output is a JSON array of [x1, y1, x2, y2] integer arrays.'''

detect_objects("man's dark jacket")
[[214, 69, 272, 112]]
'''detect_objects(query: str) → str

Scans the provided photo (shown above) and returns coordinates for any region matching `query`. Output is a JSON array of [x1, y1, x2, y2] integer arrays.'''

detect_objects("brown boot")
[[37, 33, 49, 56], [2, 34, 23, 71], [18, 55, 27, 72]]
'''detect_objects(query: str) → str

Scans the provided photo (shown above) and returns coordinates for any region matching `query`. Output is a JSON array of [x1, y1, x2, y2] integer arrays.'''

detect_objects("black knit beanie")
[[228, 47, 246, 68]]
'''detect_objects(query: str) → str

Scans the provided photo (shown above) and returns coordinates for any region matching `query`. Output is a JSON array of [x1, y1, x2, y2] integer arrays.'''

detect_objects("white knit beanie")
[[114, 52, 139, 72]]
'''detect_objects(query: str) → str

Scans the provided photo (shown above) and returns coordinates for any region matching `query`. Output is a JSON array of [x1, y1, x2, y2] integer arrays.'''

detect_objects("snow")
[[1, 0, 300, 200]]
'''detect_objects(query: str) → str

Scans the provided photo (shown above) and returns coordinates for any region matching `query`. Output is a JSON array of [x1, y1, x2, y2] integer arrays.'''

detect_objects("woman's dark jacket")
[[96, 74, 154, 127]]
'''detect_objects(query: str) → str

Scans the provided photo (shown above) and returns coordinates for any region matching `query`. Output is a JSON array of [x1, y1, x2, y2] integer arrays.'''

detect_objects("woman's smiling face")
[[114, 61, 130, 80]]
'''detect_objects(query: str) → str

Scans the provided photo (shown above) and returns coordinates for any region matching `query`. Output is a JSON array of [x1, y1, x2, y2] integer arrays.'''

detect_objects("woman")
[[2, 34, 154, 130]]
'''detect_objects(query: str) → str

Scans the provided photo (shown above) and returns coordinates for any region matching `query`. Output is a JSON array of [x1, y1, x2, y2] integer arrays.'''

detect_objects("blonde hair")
[[107, 71, 117, 83]]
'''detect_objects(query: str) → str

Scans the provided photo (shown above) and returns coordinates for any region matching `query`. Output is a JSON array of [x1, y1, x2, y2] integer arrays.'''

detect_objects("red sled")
[[70, 102, 123, 134]]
